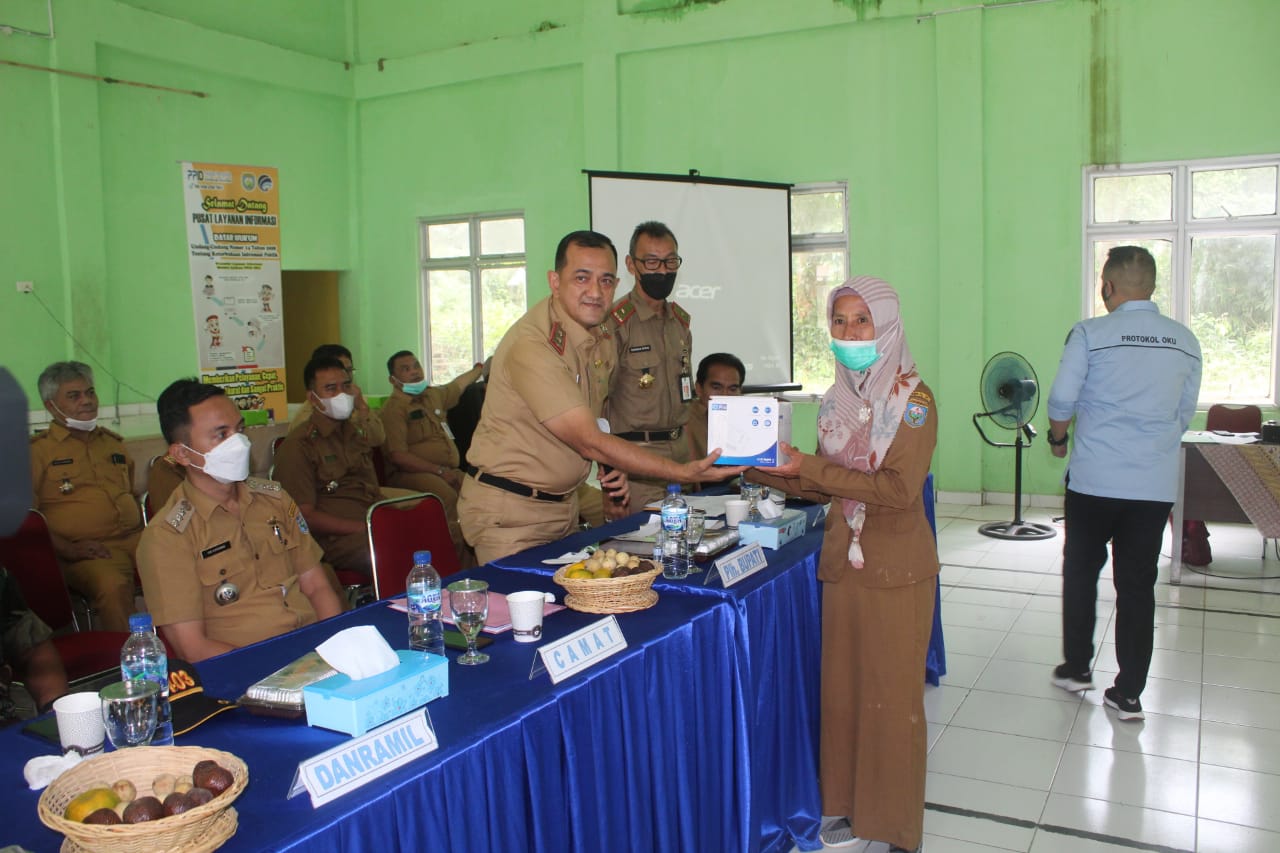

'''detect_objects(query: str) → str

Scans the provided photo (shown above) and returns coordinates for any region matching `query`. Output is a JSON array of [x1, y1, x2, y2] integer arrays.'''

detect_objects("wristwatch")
[[1047, 431, 1070, 447]]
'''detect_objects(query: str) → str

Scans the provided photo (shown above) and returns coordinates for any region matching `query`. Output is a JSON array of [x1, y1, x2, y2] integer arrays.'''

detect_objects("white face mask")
[[184, 432, 251, 484], [317, 391, 355, 421], [52, 403, 97, 432]]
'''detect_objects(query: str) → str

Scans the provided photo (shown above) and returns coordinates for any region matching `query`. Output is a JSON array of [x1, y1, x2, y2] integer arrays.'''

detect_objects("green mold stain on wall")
[[1088, 1, 1119, 165]]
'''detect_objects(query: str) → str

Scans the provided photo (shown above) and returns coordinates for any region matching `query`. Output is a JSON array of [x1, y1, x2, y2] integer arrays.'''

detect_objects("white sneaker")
[[820, 817, 861, 849]]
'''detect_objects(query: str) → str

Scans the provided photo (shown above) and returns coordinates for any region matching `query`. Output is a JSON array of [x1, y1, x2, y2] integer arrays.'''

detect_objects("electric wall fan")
[[971, 352, 1056, 540]]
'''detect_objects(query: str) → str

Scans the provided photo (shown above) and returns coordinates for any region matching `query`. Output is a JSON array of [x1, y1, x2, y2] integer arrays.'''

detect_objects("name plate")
[[537, 616, 627, 684], [289, 709, 437, 807], [713, 542, 768, 587]]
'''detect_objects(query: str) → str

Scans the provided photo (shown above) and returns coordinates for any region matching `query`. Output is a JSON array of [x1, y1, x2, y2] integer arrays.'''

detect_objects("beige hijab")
[[817, 276, 920, 568]]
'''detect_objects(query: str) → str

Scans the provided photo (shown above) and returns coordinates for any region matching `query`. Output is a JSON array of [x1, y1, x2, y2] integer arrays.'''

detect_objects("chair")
[[1206, 403, 1263, 434], [366, 493, 460, 600], [0, 510, 133, 683], [332, 568, 373, 610]]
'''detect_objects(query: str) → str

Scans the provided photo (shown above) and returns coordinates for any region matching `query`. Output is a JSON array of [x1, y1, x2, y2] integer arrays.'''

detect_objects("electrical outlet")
[[16, 281, 33, 294]]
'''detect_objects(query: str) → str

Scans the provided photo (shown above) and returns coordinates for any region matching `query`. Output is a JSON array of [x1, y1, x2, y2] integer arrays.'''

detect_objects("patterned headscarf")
[[817, 276, 920, 568]]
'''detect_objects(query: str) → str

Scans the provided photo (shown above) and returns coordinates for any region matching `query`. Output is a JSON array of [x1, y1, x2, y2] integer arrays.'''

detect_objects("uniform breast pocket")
[[624, 348, 660, 374], [261, 533, 300, 585], [195, 546, 252, 600], [44, 459, 82, 495]]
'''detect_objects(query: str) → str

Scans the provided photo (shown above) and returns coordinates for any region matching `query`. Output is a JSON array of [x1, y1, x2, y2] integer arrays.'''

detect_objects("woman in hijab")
[[751, 276, 938, 853]]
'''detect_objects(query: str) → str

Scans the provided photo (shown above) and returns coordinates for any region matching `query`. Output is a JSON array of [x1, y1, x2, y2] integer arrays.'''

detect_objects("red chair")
[[333, 568, 373, 609], [366, 493, 460, 600], [1206, 403, 1263, 434], [0, 510, 133, 683]]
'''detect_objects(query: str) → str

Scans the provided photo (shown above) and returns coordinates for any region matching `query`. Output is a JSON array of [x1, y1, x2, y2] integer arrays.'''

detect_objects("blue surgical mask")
[[400, 379, 429, 396], [830, 338, 882, 372]]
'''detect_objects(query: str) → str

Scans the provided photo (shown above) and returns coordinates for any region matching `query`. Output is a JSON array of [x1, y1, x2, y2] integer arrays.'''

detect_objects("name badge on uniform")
[[52, 458, 74, 466], [410, 410, 425, 420], [201, 541, 232, 559], [111, 453, 126, 464], [680, 374, 694, 403]]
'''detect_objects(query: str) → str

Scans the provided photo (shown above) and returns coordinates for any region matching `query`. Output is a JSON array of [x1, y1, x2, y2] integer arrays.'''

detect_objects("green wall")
[[3, 0, 1278, 498]]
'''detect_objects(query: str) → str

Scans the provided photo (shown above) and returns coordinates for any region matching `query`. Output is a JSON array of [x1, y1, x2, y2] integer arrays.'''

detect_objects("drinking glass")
[[686, 509, 707, 572], [99, 680, 159, 749], [447, 579, 490, 665], [741, 482, 767, 522]]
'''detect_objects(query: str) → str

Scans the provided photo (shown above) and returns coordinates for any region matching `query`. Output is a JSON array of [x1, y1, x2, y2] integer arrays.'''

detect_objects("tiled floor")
[[807, 502, 1280, 853]]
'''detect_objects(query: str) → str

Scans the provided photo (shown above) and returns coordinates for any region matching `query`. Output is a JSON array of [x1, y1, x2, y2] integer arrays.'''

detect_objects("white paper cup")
[[53, 692, 105, 756], [508, 591, 555, 643], [724, 499, 750, 528]]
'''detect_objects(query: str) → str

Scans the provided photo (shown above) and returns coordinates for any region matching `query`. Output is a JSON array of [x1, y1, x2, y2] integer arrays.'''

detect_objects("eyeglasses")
[[634, 256, 682, 272]]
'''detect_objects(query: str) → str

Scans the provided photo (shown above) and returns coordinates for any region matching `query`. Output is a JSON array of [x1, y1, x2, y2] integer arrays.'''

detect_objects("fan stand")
[[978, 431, 1056, 541]]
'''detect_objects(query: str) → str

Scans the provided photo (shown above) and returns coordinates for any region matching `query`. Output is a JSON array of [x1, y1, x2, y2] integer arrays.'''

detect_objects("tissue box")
[[707, 396, 792, 466], [303, 650, 448, 736], [737, 509, 808, 550]]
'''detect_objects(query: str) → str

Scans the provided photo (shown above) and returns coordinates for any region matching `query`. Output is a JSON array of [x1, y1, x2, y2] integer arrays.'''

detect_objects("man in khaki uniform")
[[138, 380, 341, 662], [289, 344, 385, 447], [273, 356, 415, 577], [458, 230, 743, 564], [381, 351, 483, 511], [604, 221, 694, 510], [29, 362, 142, 632], [686, 353, 746, 460]]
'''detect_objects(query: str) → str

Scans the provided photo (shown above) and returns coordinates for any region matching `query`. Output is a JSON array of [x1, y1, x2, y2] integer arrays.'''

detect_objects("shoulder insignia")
[[295, 510, 310, 536], [98, 426, 124, 441], [549, 321, 566, 355], [670, 302, 690, 328], [246, 477, 281, 493], [903, 400, 929, 429], [908, 388, 933, 405], [165, 499, 194, 532], [611, 300, 635, 326]]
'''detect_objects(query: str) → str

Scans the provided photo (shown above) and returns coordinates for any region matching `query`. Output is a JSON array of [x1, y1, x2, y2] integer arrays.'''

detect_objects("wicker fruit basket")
[[553, 561, 662, 614], [38, 745, 247, 852]]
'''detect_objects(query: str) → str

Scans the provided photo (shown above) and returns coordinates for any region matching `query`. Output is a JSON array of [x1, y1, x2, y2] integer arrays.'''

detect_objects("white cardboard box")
[[707, 396, 791, 466]]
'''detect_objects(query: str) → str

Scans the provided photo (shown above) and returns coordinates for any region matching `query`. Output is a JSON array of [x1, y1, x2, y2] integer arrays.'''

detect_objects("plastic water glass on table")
[[407, 550, 445, 657], [120, 612, 173, 745], [658, 484, 690, 580], [99, 679, 159, 748]]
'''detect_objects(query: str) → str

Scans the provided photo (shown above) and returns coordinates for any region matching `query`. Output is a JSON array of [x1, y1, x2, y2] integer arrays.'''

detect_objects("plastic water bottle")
[[407, 550, 444, 657], [659, 484, 690, 579], [120, 613, 173, 745]]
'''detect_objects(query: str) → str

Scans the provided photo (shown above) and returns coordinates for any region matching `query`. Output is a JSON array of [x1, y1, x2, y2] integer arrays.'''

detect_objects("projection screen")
[[587, 171, 793, 388]]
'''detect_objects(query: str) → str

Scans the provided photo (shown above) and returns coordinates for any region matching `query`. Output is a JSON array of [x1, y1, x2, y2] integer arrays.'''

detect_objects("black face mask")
[[639, 272, 677, 301]]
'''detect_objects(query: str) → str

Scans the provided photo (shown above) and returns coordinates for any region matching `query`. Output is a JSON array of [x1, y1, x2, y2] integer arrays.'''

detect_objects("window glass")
[[426, 268, 473, 381], [1093, 174, 1172, 223], [480, 265, 527, 360], [1089, 239, 1173, 317], [427, 222, 469, 258], [791, 248, 845, 392], [1190, 234, 1275, 402], [480, 218, 525, 256], [790, 192, 845, 235], [1192, 166, 1278, 219]]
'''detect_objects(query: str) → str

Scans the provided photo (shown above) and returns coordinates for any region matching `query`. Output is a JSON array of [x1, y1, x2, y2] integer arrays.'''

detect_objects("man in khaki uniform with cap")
[[138, 379, 341, 662], [29, 361, 142, 632], [273, 356, 417, 577], [458, 230, 743, 564], [604, 221, 695, 511]]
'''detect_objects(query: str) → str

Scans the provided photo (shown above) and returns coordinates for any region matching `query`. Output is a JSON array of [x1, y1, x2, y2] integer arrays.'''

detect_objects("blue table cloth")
[[491, 474, 946, 853], [6, 565, 749, 852]]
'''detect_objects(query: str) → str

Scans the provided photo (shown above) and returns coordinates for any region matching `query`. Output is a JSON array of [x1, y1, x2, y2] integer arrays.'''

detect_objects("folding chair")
[[366, 493, 460, 600], [0, 510, 134, 683], [370, 446, 389, 487]]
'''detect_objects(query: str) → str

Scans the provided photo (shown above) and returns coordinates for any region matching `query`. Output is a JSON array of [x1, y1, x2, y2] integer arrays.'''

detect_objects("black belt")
[[464, 465, 569, 502], [616, 428, 682, 442]]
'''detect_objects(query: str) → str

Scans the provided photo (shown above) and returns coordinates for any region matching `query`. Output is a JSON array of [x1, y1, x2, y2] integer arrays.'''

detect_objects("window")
[[419, 213, 527, 383], [1084, 156, 1280, 405], [791, 183, 850, 393]]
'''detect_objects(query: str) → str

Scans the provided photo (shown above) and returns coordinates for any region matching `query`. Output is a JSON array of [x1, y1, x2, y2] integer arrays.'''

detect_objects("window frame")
[[1082, 154, 1280, 405], [417, 211, 526, 384], [789, 181, 851, 398]]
